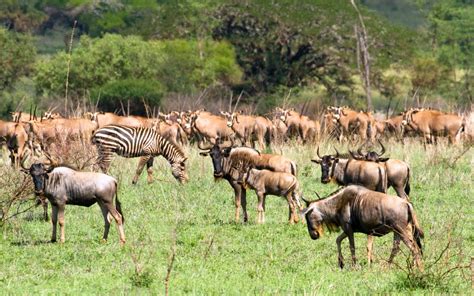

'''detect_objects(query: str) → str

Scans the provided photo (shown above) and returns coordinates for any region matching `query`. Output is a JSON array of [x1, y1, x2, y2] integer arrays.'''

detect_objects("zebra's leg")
[[97, 148, 113, 173], [132, 155, 151, 185], [146, 157, 155, 184]]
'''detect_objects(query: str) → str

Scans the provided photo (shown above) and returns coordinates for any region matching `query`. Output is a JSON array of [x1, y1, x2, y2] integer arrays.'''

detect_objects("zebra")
[[92, 124, 189, 184]]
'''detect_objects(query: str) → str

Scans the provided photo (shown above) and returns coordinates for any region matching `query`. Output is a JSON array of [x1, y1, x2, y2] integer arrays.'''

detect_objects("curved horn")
[[317, 146, 322, 158], [377, 140, 386, 157], [198, 141, 213, 150], [349, 150, 363, 160], [333, 147, 340, 158], [301, 196, 311, 207], [357, 147, 364, 156], [20, 155, 30, 172]]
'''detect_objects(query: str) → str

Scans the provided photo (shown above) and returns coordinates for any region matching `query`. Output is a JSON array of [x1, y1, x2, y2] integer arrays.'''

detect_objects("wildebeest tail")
[[407, 203, 423, 254], [405, 166, 411, 196], [115, 189, 124, 223]]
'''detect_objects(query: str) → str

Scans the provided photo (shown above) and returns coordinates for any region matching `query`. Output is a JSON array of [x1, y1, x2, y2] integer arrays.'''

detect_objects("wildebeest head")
[[301, 201, 324, 240], [311, 146, 339, 184], [21, 162, 53, 195], [198, 138, 234, 178]]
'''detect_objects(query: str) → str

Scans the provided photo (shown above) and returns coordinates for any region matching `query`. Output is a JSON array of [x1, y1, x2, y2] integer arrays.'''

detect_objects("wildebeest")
[[311, 147, 388, 193], [301, 185, 424, 269], [199, 140, 296, 222], [21, 162, 126, 244], [235, 167, 302, 224], [349, 141, 411, 199]]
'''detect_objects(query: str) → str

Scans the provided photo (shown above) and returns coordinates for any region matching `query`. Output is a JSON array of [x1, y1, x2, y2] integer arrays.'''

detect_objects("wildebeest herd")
[[0, 105, 469, 269]]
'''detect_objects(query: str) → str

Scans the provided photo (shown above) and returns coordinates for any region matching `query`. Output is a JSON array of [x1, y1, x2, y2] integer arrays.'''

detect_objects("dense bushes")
[[34, 34, 242, 111], [91, 79, 164, 114]]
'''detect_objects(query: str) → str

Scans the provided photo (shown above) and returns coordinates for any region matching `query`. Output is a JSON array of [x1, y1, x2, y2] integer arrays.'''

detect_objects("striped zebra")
[[92, 124, 189, 184]]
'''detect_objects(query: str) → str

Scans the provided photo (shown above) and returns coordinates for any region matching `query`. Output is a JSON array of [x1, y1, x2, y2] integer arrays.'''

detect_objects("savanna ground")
[[0, 139, 472, 294]]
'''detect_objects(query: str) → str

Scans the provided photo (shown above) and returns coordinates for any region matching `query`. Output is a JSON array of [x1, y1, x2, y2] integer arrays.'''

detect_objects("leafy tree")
[[34, 34, 242, 101], [0, 28, 37, 90]]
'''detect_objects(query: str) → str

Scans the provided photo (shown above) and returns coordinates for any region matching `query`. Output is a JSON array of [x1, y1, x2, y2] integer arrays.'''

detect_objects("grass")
[[0, 140, 472, 294]]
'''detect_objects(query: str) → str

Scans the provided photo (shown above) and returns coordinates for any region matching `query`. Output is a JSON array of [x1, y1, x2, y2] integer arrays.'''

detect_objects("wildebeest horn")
[[314, 191, 322, 200], [349, 150, 362, 160], [317, 146, 322, 158], [377, 140, 386, 157], [301, 196, 311, 207], [20, 156, 30, 172], [198, 141, 213, 150], [333, 147, 340, 158], [357, 146, 364, 156]]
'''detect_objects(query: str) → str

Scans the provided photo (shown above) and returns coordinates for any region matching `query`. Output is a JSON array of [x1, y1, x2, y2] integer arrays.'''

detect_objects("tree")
[[0, 28, 37, 90]]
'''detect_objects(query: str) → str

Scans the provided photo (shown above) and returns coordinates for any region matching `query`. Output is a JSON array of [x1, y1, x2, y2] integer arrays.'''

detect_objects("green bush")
[[34, 34, 242, 100], [91, 79, 164, 115]]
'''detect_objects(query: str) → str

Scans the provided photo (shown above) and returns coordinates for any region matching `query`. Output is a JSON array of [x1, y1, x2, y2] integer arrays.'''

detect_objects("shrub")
[[91, 79, 164, 115]]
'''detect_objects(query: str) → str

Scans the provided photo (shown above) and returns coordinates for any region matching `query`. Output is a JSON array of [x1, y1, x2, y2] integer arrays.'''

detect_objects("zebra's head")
[[171, 159, 188, 184]]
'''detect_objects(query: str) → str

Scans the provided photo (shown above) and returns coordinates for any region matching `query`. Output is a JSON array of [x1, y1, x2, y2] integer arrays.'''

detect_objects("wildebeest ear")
[[199, 152, 209, 157], [378, 157, 390, 162], [311, 159, 321, 164]]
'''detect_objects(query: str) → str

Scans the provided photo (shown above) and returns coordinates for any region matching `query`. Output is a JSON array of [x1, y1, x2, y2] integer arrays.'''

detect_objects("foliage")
[[91, 79, 164, 115], [0, 28, 37, 91], [34, 34, 242, 105]]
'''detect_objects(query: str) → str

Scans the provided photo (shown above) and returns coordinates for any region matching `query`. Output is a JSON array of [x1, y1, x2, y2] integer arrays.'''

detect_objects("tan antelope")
[[188, 110, 234, 144], [276, 108, 320, 143], [329, 106, 375, 142], [402, 108, 464, 144]]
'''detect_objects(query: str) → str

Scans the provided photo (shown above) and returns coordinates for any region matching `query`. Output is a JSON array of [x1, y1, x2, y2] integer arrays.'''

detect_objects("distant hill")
[[361, 0, 426, 28]]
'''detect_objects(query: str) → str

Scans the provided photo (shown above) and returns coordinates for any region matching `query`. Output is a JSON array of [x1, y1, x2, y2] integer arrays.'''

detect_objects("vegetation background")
[[0, 0, 472, 118]]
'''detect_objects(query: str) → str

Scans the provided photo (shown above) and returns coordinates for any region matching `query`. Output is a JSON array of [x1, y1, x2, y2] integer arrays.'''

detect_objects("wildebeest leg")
[[256, 192, 265, 224], [400, 229, 423, 270], [146, 157, 154, 184], [367, 235, 374, 267], [336, 232, 348, 269], [347, 231, 357, 266], [241, 187, 248, 223], [132, 155, 151, 184], [286, 193, 297, 224], [230, 182, 242, 222], [51, 204, 59, 243], [388, 232, 401, 265], [57, 204, 66, 243], [393, 185, 408, 200], [98, 202, 111, 242], [103, 201, 126, 245]]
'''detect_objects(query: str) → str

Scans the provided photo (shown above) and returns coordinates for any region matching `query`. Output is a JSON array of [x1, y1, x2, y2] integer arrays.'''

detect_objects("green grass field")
[[1, 140, 472, 294]]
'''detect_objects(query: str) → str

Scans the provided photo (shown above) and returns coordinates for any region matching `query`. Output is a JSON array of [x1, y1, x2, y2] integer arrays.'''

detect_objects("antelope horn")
[[233, 91, 243, 113], [17, 111, 22, 123], [29, 105, 33, 121], [377, 140, 386, 156], [317, 146, 322, 158], [33, 105, 37, 121]]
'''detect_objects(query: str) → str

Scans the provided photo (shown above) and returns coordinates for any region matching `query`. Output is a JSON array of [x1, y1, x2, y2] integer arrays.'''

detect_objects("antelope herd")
[[1, 105, 470, 269]]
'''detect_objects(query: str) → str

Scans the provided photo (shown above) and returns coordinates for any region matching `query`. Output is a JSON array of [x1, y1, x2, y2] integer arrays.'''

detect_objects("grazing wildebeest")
[[301, 185, 424, 269], [235, 167, 302, 224], [21, 162, 126, 244], [199, 140, 296, 222], [349, 141, 411, 199]]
